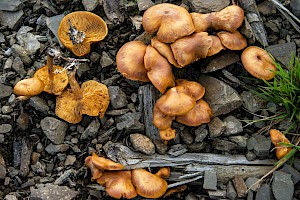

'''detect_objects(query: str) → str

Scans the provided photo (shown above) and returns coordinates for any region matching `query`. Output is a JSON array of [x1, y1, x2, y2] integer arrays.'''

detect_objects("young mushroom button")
[[58, 11, 108, 56]]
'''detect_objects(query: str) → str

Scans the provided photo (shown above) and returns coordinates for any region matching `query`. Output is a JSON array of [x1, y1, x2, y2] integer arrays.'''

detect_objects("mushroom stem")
[[47, 53, 54, 93], [68, 70, 83, 118]]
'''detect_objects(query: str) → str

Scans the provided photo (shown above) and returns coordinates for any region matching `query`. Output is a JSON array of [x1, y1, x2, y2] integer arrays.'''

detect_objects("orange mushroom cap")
[[270, 129, 292, 160], [207, 35, 226, 57], [170, 32, 213, 67], [156, 86, 196, 116], [132, 168, 168, 198], [155, 167, 171, 178], [175, 79, 205, 101], [90, 152, 124, 170], [190, 12, 211, 33], [142, 3, 195, 43], [116, 41, 150, 82], [85, 156, 103, 180], [241, 46, 277, 80], [144, 45, 175, 94], [58, 11, 108, 56], [153, 105, 175, 130], [176, 99, 213, 126], [216, 31, 247, 50], [33, 65, 68, 95], [80, 80, 110, 118], [97, 171, 137, 199], [160, 127, 176, 141], [13, 77, 44, 97], [163, 185, 187, 198]]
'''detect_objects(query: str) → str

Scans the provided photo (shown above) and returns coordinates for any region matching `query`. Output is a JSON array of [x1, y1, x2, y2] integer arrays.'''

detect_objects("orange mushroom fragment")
[[97, 171, 137, 199], [132, 168, 168, 198], [160, 128, 176, 141], [270, 129, 292, 160], [13, 77, 44, 99], [116, 41, 150, 82], [170, 32, 213, 67], [142, 3, 195, 43], [55, 71, 110, 123], [216, 31, 247, 50], [241, 46, 277, 80], [175, 79, 205, 101], [153, 105, 175, 130], [207, 35, 226, 57], [163, 185, 187, 198], [144, 45, 175, 93], [151, 37, 180, 67], [85, 156, 103, 180], [155, 86, 196, 116], [176, 99, 213, 126], [58, 11, 108, 56]]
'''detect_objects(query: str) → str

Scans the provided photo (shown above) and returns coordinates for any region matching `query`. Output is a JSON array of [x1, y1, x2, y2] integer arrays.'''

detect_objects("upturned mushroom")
[[216, 30, 247, 50], [241, 46, 277, 80], [142, 3, 195, 43], [97, 171, 137, 199], [13, 77, 45, 100], [131, 168, 168, 198], [270, 129, 292, 159], [55, 71, 110, 124], [58, 11, 108, 56], [116, 41, 150, 82], [144, 45, 175, 93]]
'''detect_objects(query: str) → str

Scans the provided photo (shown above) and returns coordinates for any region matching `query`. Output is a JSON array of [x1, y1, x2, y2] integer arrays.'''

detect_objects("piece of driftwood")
[[103, 142, 276, 169], [138, 84, 160, 141], [238, 0, 269, 47]]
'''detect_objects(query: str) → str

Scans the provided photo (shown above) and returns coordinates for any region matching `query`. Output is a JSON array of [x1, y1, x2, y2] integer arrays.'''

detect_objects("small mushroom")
[[116, 41, 150, 82], [156, 86, 196, 116], [151, 37, 180, 67], [170, 32, 213, 67], [163, 185, 187, 198], [132, 168, 168, 198], [176, 99, 213, 126], [58, 11, 108, 56], [160, 127, 176, 141], [85, 156, 103, 180], [13, 77, 44, 99], [216, 31, 247, 50], [155, 167, 170, 178], [144, 45, 175, 93], [175, 79, 205, 101], [55, 71, 110, 123], [241, 46, 277, 80], [142, 3, 195, 43], [86, 152, 124, 171], [153, 105, 175, 130], [207, 35, 226, 57], [270, 129, 292, 159], [97, 171, 137, 199]]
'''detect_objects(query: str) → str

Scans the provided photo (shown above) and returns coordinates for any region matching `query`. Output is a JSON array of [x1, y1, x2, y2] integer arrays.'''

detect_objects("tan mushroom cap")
[[151, 37, 180, 67], [153, 105, 175, 130], [207, 35, 226, 57], [81, 80, 110, 118], [144, 45, 175, 94], [241, 46, 277, 80], [216, 31, 247, 50], [160, 128, 176, 141], [116, 41, 150, 82], [155, 167, 171, 178], [190, 12, 211, 33], [55, 89, 82, 124], [90, 152, 124, 170], [13, 77, 44, 97], [175, 79, 205, 101], [85, 156, 103, 180], [34, 65, 68, 95], [97, 171, 137, 199], [132, 169, 168, 198], [171, 32, 213, 67], [58, 11, 108, 56], [269, 129, 292, 159], [176, 99, 213, 126], [156, 86, 196, 116], [142, 3, 195, 43]]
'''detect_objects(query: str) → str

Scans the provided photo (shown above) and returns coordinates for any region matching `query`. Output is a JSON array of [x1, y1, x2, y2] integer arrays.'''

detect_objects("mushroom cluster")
[[85, 153, 171, 199], [154, 80, 213, 141]]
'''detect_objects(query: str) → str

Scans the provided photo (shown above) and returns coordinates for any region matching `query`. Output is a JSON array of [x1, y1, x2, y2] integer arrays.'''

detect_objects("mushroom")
[[97, 171, 137, 199], [58, 11, 108, 56], [142, 3, 195, 43], [155, 167, 170, 178], [85, 156, 103, 180], [151, 37, 180, 67], [170, 32, 213, 67], [55, 71, 110, 123], [13, 77, 44, 100], [191, 5, 244, 32], [160, 127, 176, 141], [175, 79, 205, 101], [207, 35, 226, 57], [33, 53, 68, 95], [270, 129, 292, 159], [155, 86, 196, 116], [132, 168, 168, 198], [163, 185, 187, 198], [144, 45, 175, 93], [85, 152, 124, 171], [241, 46, 277, 80], [216, 31, 247, 50], [153, 105, 175, 130], [176, 99, 213, 126], [116, 41, 150, 82]]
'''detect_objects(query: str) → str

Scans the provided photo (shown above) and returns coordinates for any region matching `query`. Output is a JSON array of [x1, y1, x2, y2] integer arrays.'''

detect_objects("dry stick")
[[47, 53, 54, 93], [68, 70, 83, 118]]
